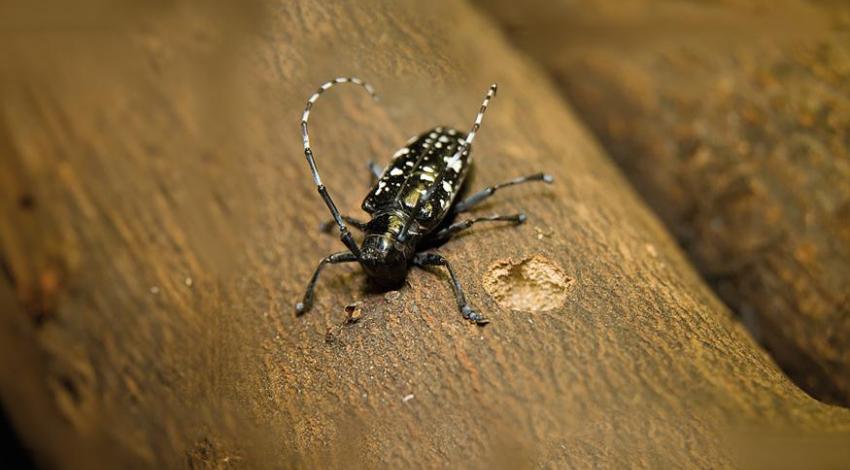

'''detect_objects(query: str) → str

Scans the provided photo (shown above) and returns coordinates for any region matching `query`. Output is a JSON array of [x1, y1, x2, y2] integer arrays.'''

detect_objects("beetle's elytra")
[[296, 77, 553, 324]]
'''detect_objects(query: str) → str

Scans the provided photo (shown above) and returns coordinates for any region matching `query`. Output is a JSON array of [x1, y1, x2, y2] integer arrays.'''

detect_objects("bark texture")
[[476, 0, 850, 406], [1, 0, 849, 468]]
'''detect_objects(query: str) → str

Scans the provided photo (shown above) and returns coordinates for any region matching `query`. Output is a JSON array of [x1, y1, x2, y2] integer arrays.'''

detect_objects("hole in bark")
[[483, 255, 572, 312]]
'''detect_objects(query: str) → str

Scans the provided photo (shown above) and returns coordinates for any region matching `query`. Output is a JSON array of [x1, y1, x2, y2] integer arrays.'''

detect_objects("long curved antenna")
[[398, 83, 498, 241], [301, 77, 378, 256]]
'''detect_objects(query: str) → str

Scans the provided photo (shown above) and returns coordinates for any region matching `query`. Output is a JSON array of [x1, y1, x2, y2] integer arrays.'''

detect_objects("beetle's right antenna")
[[398, 83, 498, 241], [301, 77, 378, 256]]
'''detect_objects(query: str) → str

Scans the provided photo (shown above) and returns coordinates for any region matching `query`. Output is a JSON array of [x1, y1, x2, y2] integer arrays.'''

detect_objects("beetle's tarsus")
[[462, 305, 489, 325]]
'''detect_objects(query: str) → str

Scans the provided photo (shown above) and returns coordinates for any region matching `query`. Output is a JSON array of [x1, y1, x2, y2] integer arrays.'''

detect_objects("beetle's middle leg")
[[412, 252, 488, 325], [427, 213, 526, 244], [295, 251, 359, 315], [454, 173, 553, 213]]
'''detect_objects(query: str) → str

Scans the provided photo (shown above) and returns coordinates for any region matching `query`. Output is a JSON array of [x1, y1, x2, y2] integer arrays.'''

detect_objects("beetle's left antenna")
[[301, 77, 378, 256]]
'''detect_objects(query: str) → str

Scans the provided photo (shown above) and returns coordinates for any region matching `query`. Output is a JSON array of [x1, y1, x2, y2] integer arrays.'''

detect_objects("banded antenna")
[[301, 77, 378, 256], [398, 83, 498, 241]]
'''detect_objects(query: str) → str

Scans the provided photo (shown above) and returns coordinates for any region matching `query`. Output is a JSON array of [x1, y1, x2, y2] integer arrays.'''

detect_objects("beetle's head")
[[359, 235, 408, 285]]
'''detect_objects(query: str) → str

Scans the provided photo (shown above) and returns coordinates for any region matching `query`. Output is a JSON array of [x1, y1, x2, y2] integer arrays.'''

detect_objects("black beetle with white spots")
[[296, 77, 553, 324]]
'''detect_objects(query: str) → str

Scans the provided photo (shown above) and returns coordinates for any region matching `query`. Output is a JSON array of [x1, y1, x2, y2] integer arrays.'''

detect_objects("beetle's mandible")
[[295, 77, 553, 324]]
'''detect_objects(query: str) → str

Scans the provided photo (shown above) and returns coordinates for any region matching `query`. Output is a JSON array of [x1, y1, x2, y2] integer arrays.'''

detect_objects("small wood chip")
[[344, 302, 363, 324]]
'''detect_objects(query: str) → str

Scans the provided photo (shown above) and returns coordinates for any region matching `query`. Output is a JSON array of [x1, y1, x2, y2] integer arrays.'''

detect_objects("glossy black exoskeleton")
[[295, 77, 552, 324]]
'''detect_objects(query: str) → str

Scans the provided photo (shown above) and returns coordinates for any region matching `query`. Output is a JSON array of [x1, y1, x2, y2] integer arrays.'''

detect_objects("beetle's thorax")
[[359, 211, 418, 285]]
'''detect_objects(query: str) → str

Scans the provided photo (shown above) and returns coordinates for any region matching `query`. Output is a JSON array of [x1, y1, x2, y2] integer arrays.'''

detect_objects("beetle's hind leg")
[[454, 173, 553, 213], [412, 252, 488, 325], [427, 213, 526, 244], [295, 251, 359, 315]]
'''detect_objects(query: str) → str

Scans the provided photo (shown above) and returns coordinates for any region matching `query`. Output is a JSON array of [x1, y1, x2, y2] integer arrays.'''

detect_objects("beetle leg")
[[412, 252, 489, 325], [427, 213, 526, 244], [453, 173, 553, 213], [367, 160, 382, 183], [295, 251, 359, 315], [319, 216, 368, 234]]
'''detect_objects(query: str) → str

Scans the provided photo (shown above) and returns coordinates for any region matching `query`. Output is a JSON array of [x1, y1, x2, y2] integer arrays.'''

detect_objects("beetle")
[[295, 77, 552, 324]]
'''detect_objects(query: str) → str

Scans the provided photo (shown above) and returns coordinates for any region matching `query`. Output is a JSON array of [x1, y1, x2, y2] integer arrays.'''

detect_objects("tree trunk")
[[1, 0, 848, 468]]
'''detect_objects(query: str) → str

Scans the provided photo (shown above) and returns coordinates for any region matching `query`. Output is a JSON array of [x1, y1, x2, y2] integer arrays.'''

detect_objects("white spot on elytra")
[[442, 181, 452, 192], [394, 147, 410, 158], [390, 168, 403, 176], [435, 142, 443, 148], [420, 173, 435, 182], [375, 181, 386, 195], [405, 161, 414, 167], [448, 158, 462, 172]]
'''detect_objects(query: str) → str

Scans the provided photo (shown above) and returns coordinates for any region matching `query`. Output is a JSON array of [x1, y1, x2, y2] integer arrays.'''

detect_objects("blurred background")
[[1, 0, 849, 467], [477, 0, 850, 407]]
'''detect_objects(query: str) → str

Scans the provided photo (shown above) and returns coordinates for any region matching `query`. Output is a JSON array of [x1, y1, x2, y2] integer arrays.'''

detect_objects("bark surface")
[[1, 1, 849, 468], [477, 0, 850, 406]]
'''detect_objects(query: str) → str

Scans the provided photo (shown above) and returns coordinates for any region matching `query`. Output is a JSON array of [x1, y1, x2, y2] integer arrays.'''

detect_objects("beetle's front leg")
[[295, 251, 359, 315], [412, 252, 488, 325]]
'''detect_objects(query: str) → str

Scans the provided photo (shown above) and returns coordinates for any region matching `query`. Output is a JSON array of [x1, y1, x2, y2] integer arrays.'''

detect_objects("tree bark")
[[1, 0, 848, 468], [475, 0, 850, 406]]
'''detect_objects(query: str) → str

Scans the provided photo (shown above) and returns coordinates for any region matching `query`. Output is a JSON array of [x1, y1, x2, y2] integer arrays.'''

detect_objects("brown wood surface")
[[1, 0, 849, 468], [476, 0, 850, 406]]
